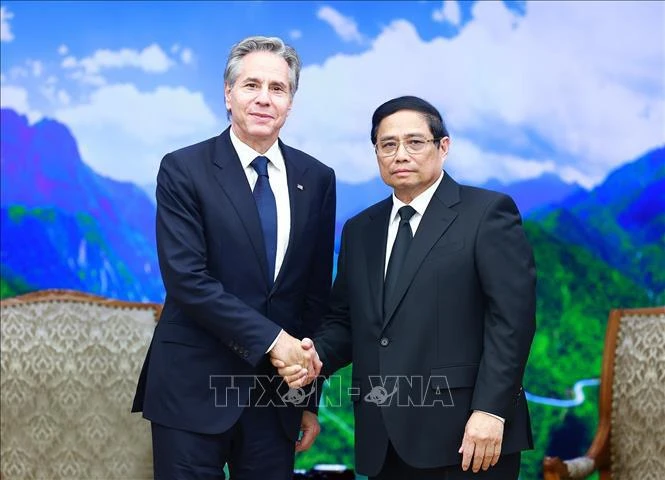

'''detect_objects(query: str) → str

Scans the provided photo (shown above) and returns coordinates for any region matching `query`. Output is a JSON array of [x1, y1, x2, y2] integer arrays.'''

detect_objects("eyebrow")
[[378, 132, 428, 141], [240, 77, 288, 89]]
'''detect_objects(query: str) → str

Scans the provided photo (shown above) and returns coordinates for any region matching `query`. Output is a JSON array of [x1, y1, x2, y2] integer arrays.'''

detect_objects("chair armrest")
[[543, 456, 596, 479]]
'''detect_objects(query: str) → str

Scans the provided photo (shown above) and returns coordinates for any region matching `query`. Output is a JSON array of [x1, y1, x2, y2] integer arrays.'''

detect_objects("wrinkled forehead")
[[235, 52, 290, 84]]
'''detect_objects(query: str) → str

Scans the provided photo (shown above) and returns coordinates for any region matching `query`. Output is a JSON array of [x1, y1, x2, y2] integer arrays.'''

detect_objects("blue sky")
[[1, 1, 663, 188]]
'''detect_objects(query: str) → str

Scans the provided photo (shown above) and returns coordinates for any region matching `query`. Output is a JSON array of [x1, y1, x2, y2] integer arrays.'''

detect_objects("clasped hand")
[[269, 333, 322, 388]]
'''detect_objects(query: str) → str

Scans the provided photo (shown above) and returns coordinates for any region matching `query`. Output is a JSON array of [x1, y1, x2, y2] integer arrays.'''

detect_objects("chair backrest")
[[606, 307, 665, 479], [0, 290, 160, 479]]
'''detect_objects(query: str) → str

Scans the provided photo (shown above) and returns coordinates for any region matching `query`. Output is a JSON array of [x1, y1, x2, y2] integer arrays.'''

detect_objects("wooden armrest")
[[543, 456, 596, 479]]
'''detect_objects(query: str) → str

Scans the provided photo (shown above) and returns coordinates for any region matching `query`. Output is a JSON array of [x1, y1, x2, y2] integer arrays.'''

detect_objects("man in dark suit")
[[277, 96, 536, 479], [132, 36, 336, 479]]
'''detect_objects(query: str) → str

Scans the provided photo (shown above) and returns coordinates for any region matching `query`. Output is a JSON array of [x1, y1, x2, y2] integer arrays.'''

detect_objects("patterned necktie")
[[384, 205, 417, 313], [251, 156, 277, 285]]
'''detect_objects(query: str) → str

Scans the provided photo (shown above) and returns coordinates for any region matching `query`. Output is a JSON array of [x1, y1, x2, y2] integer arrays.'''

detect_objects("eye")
[[381, 141, 398, 150], [244, 82, 258, 89], [408, 139, 426, 147]]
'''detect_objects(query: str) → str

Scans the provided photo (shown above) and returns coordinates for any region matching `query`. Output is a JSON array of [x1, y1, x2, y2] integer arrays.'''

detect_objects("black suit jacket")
[[315, 174, 536, 476], [132, 127, 336, 440]]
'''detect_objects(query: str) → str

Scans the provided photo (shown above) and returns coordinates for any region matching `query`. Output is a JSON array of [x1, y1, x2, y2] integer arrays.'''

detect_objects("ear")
[[439, 136, 451, 157], [224, 83, 232, 111]]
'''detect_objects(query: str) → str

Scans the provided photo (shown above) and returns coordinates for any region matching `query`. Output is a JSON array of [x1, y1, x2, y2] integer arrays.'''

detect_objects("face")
[[224, 51, 293, 153], [375, 110, 449, 203]]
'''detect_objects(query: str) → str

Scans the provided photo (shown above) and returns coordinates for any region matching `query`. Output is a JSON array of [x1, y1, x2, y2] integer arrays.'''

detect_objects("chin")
[[248, 126, 277, 137]]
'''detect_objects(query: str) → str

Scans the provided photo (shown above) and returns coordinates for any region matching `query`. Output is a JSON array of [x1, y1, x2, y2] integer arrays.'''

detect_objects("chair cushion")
[[611, 310, 665, 479], [1, 295, 157, 479]]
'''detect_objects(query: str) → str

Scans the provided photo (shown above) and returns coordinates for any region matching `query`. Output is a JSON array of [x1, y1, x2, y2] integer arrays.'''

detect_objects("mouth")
[[392, 169, 413, 175], [250, 112, 274, 120]]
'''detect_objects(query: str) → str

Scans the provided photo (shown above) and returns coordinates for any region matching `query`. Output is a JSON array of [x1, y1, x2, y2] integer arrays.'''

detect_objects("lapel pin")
[[297, 184, 304, 191]]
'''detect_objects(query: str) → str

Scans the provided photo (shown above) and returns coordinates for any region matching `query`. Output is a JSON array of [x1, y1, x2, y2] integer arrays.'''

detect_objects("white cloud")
[[284, 1, 664, 186], [55, 83, 220, 183], [68, 69, 107, 86], [1, 6, 14, 42], [61, 56, 77, 68], [171, 43, 180, 53], [58, 44, 68, 55], [290, 29, 302, 40], [432, 1, 462, 26], [9, 66, 28, 79], [0, 84, 42, 123], [28, 60, 43, 77], [62, 43, 175, 75], [57, 89, 71, 106], [317, 6, 364, 44], [180, 48, 193, 65]]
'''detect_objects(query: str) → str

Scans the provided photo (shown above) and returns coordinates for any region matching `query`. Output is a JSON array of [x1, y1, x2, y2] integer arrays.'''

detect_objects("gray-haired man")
[[132, 35, 336, 479]]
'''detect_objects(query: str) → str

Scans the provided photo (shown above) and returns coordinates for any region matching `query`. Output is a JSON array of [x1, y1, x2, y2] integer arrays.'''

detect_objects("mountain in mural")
[[0, 108, 163, 301], [532, 146, 665, 301], [483, 173, 584, 216]]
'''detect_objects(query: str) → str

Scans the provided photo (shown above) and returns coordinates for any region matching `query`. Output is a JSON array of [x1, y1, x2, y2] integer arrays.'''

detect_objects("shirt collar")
[[390, 171, 445, 221], [229, 127, 285, 172]]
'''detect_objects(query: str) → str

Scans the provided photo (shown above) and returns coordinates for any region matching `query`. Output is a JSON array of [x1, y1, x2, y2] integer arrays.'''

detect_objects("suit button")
[[243, 351, 249, 358], [380, 337, 389, 347]]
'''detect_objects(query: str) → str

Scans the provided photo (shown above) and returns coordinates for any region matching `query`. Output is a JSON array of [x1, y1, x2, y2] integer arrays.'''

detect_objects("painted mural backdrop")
[[1, 2, 663, 478]]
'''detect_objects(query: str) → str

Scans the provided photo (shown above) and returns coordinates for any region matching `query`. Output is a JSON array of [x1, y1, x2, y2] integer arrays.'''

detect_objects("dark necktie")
[[251, 156, 277, 285], [384, 205, 417, 313]]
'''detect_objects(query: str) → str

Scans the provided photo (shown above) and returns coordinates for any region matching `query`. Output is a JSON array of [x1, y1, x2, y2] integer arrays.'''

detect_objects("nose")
[[255, 85, 271, 104], [394, 141, 410, 161]]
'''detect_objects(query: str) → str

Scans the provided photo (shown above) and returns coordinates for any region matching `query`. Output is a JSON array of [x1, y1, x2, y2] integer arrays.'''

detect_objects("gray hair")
[[224, 36, 301, 97]]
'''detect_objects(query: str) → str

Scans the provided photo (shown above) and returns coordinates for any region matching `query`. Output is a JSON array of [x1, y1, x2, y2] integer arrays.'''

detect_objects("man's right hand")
[[270, 337, 322, 388]]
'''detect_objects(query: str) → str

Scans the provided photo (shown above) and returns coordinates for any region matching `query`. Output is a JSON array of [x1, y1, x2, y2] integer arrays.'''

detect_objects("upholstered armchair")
[[0, 290, 160, 479], [543, 307, 665, 480]]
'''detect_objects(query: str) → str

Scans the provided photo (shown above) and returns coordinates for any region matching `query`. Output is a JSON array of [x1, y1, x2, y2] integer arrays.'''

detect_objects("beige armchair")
[[0, 290, 160, 479], [543, 307, 665, 480]]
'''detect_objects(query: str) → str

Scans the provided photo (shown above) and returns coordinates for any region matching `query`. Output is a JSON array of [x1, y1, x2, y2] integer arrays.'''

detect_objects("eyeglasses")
[[374, 137, 441, 157]]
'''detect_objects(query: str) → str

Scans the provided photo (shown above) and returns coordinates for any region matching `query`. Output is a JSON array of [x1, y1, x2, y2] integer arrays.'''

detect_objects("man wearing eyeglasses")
[[276, 95, 536, 479]]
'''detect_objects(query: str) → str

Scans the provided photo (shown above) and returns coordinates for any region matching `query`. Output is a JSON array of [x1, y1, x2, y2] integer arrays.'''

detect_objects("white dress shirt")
[[230, 129, 290, 353], [230, 128, 291, 281], [383, 171, 505, 424], [384, 172, 444, 277]]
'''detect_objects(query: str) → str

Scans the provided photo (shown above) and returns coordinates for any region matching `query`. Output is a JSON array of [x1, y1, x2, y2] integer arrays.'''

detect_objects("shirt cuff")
[[266, 329, 284, 354], [475, 410, 505, 423]]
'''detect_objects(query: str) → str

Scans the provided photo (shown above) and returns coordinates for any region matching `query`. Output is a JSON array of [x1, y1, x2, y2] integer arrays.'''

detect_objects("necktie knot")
[[251, 156, 270, 177], [398, 205, 416, 224]]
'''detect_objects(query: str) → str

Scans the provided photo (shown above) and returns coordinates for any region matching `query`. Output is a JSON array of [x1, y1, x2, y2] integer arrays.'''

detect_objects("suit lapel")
[[211, 128, 270, 283], [382, 175, 461, 329], [364, 199, 393, 321], [272, 141, 308, 292]]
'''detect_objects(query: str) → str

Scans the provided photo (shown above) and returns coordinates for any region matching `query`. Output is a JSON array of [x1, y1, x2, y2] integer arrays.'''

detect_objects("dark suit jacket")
[[315, 173, 536, 477], [132, 127, 336, 441]]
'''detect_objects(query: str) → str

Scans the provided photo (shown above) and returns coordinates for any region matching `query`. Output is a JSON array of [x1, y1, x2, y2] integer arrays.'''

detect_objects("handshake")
[[269, 332, 322, 388]]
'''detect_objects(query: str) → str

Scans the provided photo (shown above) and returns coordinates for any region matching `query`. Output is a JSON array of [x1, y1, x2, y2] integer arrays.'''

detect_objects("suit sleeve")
[[156, 153, 282, 367], [298, 169, 336, 413], [470, 194, 536, 421], [300, 169, 336, 338], [313, 221, 354, 376]]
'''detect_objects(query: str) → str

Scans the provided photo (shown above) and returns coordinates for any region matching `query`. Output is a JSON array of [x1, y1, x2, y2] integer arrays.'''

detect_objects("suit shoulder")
[[162, 136, 218, 166], [456, 184, 523, 220], [281, 143, 335, 177], [344, 197, 391, 231], [459, 184, 516, 206]]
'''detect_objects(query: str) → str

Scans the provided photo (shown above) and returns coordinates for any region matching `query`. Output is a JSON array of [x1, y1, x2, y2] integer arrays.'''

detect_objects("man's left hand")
[[458, 411, 504, 472], [296, 411, 320, 453]]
